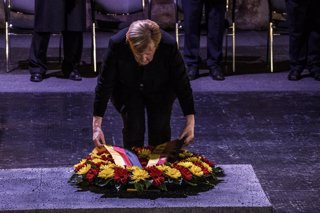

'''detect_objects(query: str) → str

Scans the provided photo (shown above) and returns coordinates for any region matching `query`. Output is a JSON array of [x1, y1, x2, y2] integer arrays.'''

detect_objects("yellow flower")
[[201, 162, 213, 173], [131, 168, 150, 183], [77, 164, 91, 175], [90, 153, 100, 159], [164, 167, 181, 179], [127, 166, 141, 172], [100, 163, 116, 170], [139, 148, 151, 158], [177, 161, 193, 168], [185, 157, 201, 163], [156, 165, 171, 172], [73, 159, 86, 169], [189, 165, 203, 177], [92, 158, 105, 164], [178, 162, 203, 177], [179, 150, 194, 158], [98, 167, 114, 179]]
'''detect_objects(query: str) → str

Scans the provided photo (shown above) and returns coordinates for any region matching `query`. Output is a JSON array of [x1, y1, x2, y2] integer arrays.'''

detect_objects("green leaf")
[[144, 180, 152, 189], [134, 182, 144, 192], [95, 178, 112, 187], [184, 180, 198, 186], [215, 167, 225, 176], [68, 174, 83, 184], [158, 183, 168, 191]]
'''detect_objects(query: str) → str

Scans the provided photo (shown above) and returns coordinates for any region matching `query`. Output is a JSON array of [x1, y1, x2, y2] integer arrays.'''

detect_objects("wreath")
[[69, 141, 223, 193]]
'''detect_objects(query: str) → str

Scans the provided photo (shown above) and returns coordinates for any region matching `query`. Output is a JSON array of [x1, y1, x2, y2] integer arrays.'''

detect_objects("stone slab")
[[0, 165, 272, 213]]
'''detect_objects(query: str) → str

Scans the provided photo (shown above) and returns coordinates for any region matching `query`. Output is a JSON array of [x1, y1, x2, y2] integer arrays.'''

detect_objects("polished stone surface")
[[0, 165, 272, 213], [0, 91, 320, 212], [0, 30, 320, 213]]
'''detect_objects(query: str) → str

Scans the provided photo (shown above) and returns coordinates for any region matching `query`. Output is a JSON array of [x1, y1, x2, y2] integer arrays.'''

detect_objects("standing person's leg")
[[28, 32, 51, 82], [182, 0, 204, 80], [146, 101, 173, 147], [206, 0, 226, 80], [61, 31, 83, 81], [286, 0, 309, 80], [307, 0, 320, 80]]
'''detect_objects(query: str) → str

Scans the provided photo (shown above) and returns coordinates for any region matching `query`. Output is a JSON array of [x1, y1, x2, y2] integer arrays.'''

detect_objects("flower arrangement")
[[69, 144, 223, 193]]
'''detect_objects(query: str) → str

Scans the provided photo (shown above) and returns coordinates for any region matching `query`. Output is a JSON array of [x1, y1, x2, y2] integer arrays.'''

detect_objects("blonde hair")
[[126, 19, 161, 53]]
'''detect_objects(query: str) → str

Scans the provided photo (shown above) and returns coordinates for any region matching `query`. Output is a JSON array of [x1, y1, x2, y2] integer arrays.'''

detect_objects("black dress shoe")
[[288, 70, 301, 81], [209, 66, 225, 81], [30, 73, 43, 82], [68, 70, 82, 81], [187, 66, 199, 80], [314, 72, 320, 81]]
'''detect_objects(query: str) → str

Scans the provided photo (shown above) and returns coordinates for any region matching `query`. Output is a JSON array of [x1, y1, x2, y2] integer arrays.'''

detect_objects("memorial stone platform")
[[0, 164, 272, 213]]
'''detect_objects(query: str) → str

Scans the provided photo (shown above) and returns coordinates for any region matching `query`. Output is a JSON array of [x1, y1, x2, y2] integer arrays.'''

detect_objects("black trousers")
[[29, 31, 83, 75], [119, 95, 173, 150], [286, 0, 320, 74], [182, 0, 226, 68]]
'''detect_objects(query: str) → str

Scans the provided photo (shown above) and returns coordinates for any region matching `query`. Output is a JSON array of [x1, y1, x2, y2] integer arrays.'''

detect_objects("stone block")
[[0, 165, 272, 213]]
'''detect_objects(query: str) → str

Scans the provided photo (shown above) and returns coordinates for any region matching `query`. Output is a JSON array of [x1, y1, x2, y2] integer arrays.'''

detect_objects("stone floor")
[[0, 31, 320, 213]]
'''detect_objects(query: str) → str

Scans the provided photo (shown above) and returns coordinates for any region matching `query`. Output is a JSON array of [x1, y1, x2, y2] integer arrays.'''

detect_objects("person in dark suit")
[[92, 20, 195, 149], [182, 0, 226, 81], [286, 0, 320, 81], [28, 0, 86, 82]]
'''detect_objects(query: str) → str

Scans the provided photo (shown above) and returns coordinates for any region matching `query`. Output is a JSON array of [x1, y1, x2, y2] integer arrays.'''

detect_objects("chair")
[[174, 0, 183, 48], [225, 0, 236, 72], [91, 0, 146, 72], [3, 0, 34, 72], [3, 0, 62, 73], [267, 0, 288, 72]]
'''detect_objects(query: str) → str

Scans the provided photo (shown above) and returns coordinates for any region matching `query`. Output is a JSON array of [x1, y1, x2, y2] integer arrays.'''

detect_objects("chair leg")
[[269, 22, 274, 73], [232, 22, 236, 72], [5, 21, 9, 73], [224, 29, 228, 65], [175, 22, 179, 48], [92, 23, 97, 72], [59, 34, 62, 64]]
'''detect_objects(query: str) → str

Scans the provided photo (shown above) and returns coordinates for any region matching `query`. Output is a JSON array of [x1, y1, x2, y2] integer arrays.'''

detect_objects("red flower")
[[85, 168, 99, 183], [93, 162, 103, 168], [146, 166, 165, 186], [152, 176, 165, 186], [193, 162, 210, 175], [174, 165, 193, 181], [75, 163, 85, 172], [138, 157, 148, 167], [201, 157, 215, 167], [97, 149, 110, 155], [101, 155, 114, 162], [114, 167, 130, 184]]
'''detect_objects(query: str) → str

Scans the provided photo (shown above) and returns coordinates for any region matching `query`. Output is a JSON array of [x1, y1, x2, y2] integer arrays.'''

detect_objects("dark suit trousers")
[[29, 31, 83, 75], [182, 0, 226, 68], [120, 96, 172, 150], [286, 0, 320, 73]]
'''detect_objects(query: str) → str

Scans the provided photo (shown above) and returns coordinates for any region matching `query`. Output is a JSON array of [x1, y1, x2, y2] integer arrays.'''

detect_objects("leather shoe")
[[314, 72, 320, 81], [288, 70, 301, 81], [187, 66, 199, 80], [68, 70, 82, 81], [30, 73, 43, 82], [209, 66, 225, 81]]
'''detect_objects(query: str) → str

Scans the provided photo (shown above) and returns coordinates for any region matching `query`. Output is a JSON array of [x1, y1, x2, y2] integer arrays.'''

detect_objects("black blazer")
[[34, 0, 86, 32], [94, 28, 195, 117]]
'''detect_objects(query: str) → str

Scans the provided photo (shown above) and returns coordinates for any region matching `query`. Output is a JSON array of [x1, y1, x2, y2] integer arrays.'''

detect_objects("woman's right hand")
[[92, 126, 106, 147]]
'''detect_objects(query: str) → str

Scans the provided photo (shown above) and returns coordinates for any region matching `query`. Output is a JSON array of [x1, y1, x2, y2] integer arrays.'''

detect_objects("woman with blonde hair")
[[92, 20, 195, 149]]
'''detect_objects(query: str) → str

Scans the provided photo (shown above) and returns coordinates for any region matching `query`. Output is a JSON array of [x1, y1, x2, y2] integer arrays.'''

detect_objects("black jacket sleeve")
[[93, 38, 117, 117], [170, 43, 195, 116]]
